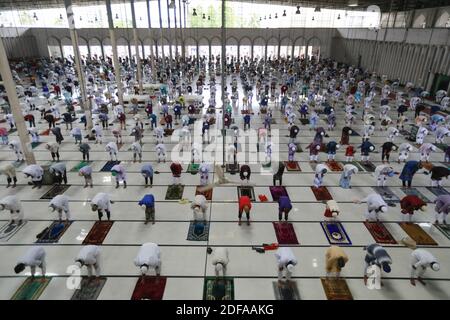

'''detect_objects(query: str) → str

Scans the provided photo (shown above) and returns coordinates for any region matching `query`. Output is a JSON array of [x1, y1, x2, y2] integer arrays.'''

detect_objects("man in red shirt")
[[170, 161, 182, 185], [400, 195, 427, 222], [53, 84, 61, 97], [238, 195, 252, 226]]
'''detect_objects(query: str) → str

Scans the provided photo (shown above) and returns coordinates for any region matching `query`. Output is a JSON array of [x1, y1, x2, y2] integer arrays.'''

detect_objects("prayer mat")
[[320, 221, 352, 245], [163, 128, 174, 136], [269, 186, 289, 202], [31, 142, 42, 149], [399, 129, 410, 136], [359, 161, 376, 172], [12, 160, 24, 168], [82, 221, 114, 245], [435, 143, 448, 152], [9, 128, 17, 133], [237, 186, 256, 201], [372, 186, 400, 205], [270, 118, 276, 124], [364, 222, 397, 244], [311, 186, 333, 201], [40, 129, 50, 136], [100, 161, 121, 172], [11, 277, 51, 300], [70, 161, 93, 172], [343, 161, 365, 172], [165, 184, 184, 200], [426, 187, 450, 197], [321, 278, 353, 300], [71, 277, 107, 300], [399, 223, 437, 245], [349, 129, 360, 136], [299, 119, 310, 125], [36, 220, 72, 243], [273, 222, 299, 245], [295, 143, 303, 153], [284, 161, 301, 171], [435, 224, 450, 241], [40, 184, 71, 200], [401, 187, 430, 203], [131, 276, 167, 300], [309, 162, 317, 171], [196, 186, 213, 200], [187, 163, 200, 174], [272, 281, 300, 300], [0, 221, 27, 241], [226, 163, 240, 174], [187, 221, 210, 241], [327, 161, 343, 172], [203, 277, 234, 300]]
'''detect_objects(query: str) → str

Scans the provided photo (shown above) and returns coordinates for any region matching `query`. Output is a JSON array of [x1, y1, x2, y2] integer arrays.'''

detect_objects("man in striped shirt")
[[363, 243, 392, 287]]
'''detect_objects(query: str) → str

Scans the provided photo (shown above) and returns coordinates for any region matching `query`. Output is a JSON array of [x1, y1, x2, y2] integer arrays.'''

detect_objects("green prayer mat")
[[70, 161, 93, 172], [165, 184, 184, 200], [71, 277, 107, 300], [273, 281, 300, 300], [435, 224, 450, 241], [11, 277, 51, 300], [31, 142, 42, 149], [203, 277, 234, 300], [435, 143, 448, 152], [187, 163, 200, 174]]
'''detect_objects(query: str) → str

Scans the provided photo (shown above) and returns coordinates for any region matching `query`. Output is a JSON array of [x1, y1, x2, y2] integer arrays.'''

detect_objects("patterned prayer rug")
[[272, 281, 300, 300], [226, 163, 240, 174], [269, 186, 289, 202], [299, 119, 309, 125], [435, 143, 448, 152], [237, 186, 256, 201], [359, 161, 376, 172], [11, 277, 51, 300], [82, 221, 114, 245], [31, 142, 42, 149], [100, 161, 121, 172], [426, 187, 450, 197], [273, 222, 299, 245], [203, 277, 234, 300], [36, 220, 72, 243], [40, 129, 50, 136], [187, 221, 210, 241], [163, 128, 174, 136], [372, 186, 400, 206], [71, 277, 107, 300], [342, 161, 365, 172], [349, 129, 360, 136], [326, 161, 343, 172], [40, 184, 71, 200], [311, 186, 333, 201], [364, 222, 397, 244], [320, 221, 352, 245], [399, 222, 437, 246], [165, 184, 185, 200], [70, 161, 93, 172], [131, 276, 167, 300], [187, 163, 200, 174], [401, 187, 430, 203], [196, 186, 213, 200], [0, 221, 27, 242], [295, 143, 303, 153], [284, 161, 301, 171], [435, 224, 450, 241], [320, 278, 353, 300]]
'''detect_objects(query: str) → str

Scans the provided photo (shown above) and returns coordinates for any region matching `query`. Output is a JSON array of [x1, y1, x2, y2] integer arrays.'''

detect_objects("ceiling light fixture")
[[282, 10, 286, 17], [59, 14, 63, 20], [337, 14, 341, 19], [295, 6, 300, 14], [80, 16, 82, 21], [202, 13, 205, 19], [192, 8, 197, 16], [33, 12, 37, 19], [312, 16, 315, 20], [95, 16, 98, 22], [269, 14, 271, 19], [314, 6, 321, 12], [115, 13, 119, 19]]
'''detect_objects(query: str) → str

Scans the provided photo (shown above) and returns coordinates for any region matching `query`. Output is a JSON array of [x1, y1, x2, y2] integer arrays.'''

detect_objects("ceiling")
[[0, 0, 448, 12]]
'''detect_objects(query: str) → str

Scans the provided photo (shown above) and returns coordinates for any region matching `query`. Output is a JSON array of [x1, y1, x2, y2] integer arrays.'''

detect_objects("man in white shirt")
[[275, 247, 297, 282], [75, 245, 101, 279], [134, 243, 161, 276], [14, 246, 46, 278], [410, 249, 440, 286]]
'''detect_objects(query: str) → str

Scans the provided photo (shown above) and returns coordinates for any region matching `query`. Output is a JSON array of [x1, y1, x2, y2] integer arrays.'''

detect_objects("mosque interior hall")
[[0, 0, 449, 301]]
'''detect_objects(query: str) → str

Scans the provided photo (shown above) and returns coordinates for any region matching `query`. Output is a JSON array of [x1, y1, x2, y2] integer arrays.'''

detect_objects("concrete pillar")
[[221, 0, 226, 166], [131, 0, 143, 94], [179, 0, 185, 59], [166, 0, 173, 60], [146, 0, 157, 80], [106, 0, 124, 105], [64, 0, 94, 138], [0, 38, 36, 164], [157, 0, 165, 68]]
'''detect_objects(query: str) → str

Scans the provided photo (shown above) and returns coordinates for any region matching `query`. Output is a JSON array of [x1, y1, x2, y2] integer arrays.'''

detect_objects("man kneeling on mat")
[[75, 245, 101, 280], [134, 243, 161, 279]]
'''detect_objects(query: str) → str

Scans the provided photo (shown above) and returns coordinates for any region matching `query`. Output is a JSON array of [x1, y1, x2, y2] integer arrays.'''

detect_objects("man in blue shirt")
[[138, 194, 155, 225]]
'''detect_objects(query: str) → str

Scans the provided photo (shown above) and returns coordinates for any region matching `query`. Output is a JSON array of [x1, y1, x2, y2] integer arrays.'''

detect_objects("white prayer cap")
[[140, 265, 148, 275], [287, 264, 295, 273], [431, 262, 440, 272]]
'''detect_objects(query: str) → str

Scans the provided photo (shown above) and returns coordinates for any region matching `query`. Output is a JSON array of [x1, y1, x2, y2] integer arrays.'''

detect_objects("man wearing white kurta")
[[49, 195, 71, 222], [75, 245, 101, 278], [14, 246, 46, 278], [134, 242, 161, 276], [211, 247, 229, 278], [410, 249, 440, 286], [275, 247, 298, 282], [356, 193, 388, 221], [0, 195, 24, 225]]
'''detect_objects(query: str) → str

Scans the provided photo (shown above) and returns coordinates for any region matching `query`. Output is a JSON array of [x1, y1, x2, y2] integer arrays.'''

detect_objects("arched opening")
[[239, 37, 252, 61], [279, 37, 292, 59], [102, 38, 113, 58], [293, 37, 306, 59], [266, 37, 279, 60], [61, 37, 73, 59], [307, 37, 321, 60], [116, 37, 130, 59], [198, 37, 209, 60], [143, 38, 157, 59], [211, 37, 221, 60], [47, 37, 61, 58], [89, 38, 103, 59], [226, 37, 238, 61], [253, 37, 265, 60]]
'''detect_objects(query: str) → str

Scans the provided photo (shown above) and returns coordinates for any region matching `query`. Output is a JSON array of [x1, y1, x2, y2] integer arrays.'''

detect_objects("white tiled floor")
[[0, 72, 449, 300]]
